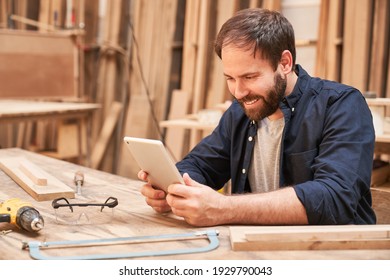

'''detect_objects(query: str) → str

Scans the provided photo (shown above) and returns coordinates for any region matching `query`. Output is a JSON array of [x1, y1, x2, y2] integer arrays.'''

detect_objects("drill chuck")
[[17, 206, 44, 232]]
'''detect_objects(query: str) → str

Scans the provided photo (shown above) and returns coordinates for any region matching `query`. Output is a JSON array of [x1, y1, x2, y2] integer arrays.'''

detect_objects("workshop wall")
[[0, 0, 389, 180]]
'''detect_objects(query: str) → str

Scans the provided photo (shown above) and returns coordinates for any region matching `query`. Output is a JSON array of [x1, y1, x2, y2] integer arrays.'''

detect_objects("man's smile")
[[244, 98, 260, 106]]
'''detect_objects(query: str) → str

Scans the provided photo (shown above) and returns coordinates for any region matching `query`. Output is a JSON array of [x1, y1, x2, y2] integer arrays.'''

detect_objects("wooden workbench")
[[0, 148, 389, 260]]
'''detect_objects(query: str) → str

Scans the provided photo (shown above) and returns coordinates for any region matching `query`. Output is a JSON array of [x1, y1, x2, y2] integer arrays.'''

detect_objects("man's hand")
[[138, 170, 172, 213], [166, 173, 227, 226]]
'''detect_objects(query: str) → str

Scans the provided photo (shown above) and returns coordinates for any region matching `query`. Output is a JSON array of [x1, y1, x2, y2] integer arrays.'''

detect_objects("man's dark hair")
[[214, 8, 296, 70]]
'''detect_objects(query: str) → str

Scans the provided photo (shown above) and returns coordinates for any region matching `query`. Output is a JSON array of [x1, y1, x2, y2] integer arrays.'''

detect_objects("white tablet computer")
[[123, 136, 184, 192]]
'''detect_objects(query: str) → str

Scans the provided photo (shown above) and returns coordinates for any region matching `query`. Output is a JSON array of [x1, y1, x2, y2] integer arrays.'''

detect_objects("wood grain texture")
[[0, 30, 79, 99], [0, 157, 74, 201], [1, 148, 390, 260], [230, 225, 390, 251], [19, 159, 48, 186]]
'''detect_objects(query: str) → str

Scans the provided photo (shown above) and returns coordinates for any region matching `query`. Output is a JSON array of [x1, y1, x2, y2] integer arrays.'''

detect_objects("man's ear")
[[279, 50, 293, 74]]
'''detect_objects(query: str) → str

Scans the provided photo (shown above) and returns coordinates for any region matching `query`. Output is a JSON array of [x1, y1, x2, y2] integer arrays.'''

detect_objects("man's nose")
[[234, 80, 249, 100]]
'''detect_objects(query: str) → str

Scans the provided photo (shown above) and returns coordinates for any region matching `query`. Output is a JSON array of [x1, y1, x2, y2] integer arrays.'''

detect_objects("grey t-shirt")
[[248, 117, 285, 193]]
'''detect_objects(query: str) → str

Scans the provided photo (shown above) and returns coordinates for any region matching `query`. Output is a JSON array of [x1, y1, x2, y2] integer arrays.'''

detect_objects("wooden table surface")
[[1, 148, 389, 260]]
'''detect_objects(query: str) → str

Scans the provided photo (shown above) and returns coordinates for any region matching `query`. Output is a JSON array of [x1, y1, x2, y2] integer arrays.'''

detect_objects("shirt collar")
[[283, 64, 309, 109]]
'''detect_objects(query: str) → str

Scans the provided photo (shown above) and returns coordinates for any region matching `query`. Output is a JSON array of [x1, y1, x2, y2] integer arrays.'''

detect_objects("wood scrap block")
[[19, 158, 48, 186], [0, 157, 74, 201], [230, 225, 390, 251]]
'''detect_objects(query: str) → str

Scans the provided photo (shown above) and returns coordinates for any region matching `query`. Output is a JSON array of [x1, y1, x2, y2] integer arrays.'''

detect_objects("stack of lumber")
[[316, 0, 390, 98]]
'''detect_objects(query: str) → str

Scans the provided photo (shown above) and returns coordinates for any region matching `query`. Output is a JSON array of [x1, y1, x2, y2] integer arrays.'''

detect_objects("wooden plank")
[[325, 0, 343, 81], [245, 225, 390, 241], [315, 0, 343, 81], [230, 225, 390, 251], [149, 0, 179, 136], [19, 158, 48, 186], [164, 90, 190, 161], [180, 0, 201, 97], [91, 101, 123, 169], [368, 0, 390, 97], [341, 0, 373, 92], [192, 0, 212, 114], [0, 0, 7, 28], [206, 0, 235, 109], [14, 0, 28, 29], [189, 0, 212, 148], [0, 157, 74, 201], [314, 0, 329, 78]]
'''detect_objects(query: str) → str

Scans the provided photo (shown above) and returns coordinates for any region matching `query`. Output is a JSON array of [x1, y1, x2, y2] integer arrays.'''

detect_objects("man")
[[138, 8, 376, 226]]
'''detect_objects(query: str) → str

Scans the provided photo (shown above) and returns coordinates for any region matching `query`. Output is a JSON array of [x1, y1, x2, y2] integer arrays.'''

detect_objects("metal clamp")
[[23, 230, 220, 260]]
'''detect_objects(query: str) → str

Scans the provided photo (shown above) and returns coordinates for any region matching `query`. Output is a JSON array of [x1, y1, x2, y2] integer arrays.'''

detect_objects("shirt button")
[[242, 169, 246, 174], [248, 136, 253, 142]]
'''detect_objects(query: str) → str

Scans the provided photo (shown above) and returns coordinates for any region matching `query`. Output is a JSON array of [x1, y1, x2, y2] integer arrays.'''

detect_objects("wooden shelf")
[[366, 98, 390, 106], [376, 134, 390, 143]]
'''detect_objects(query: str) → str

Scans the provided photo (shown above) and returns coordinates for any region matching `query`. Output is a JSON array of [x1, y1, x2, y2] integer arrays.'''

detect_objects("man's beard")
[[236, 72, 287, 121]]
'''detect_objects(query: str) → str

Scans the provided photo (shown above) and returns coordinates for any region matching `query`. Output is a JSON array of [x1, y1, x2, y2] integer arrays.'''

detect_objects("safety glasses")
[[52, 196, 118, 225]]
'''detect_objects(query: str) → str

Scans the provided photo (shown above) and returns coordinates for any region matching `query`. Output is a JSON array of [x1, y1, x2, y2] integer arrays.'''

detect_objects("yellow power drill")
[[0, 198, 44, 232]]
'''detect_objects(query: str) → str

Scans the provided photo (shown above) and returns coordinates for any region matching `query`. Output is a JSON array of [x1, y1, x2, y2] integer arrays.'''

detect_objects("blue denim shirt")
[[176, 65, 376, 225]]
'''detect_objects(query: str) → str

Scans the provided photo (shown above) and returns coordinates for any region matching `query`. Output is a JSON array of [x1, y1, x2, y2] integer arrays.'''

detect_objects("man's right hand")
[[138, 170, 172, 213]]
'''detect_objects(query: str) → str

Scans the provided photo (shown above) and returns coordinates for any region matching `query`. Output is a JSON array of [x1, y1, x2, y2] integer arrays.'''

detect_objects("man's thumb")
[[183, 172, 196, 186]]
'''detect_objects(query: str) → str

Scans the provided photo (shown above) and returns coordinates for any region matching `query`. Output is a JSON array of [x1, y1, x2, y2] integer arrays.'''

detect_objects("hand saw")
[[23, 230, 220, 260]]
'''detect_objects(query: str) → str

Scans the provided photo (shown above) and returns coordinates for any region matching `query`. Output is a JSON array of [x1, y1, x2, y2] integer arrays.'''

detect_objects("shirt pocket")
[[285, 148, 318, 184]]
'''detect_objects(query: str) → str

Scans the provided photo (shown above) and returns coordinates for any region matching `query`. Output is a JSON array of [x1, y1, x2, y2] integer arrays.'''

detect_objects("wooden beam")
[[341, 0, 373, 92], [230, 225, 390, 251]]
